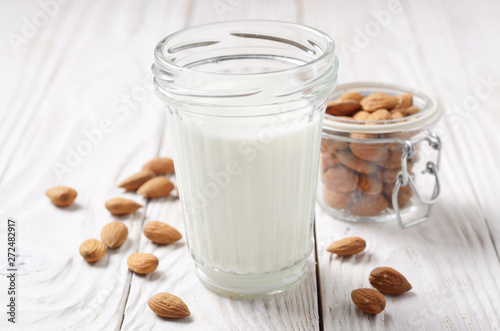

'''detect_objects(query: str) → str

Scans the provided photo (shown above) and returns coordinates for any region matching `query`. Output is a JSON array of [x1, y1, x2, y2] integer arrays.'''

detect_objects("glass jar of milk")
[[153, 21, 338, 296]]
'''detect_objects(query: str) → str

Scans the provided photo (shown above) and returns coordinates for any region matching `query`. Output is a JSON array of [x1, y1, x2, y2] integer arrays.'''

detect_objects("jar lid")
[[322, 82, 441, 134]]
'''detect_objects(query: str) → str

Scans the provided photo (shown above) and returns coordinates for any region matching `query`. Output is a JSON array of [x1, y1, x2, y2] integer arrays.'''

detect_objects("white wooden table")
[[1, 0, 500, 330]]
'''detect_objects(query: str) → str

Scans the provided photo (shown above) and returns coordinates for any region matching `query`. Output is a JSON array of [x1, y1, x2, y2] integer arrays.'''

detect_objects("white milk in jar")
[[153, 20, 338, 295]]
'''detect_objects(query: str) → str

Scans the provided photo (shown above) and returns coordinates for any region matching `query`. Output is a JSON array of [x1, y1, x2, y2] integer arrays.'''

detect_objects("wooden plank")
[[404, 0, 500, 257], [0, 0, 186, 329], [300, 0, 500, 329]]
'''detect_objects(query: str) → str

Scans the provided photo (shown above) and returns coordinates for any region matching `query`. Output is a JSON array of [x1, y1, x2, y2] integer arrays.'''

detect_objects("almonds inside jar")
[[321, 91, 419, 217]]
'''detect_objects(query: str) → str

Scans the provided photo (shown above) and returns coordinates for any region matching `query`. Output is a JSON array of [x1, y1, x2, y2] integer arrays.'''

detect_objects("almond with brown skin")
[[326, 100, 361, 116], [369, 267, 412, 294], [376, 167, 400, 184], [144, 221, 182, 244], [148, 292, 190, 318], [118, 170, 155, 190], [350, 142, 389, 162], [79, 239, 106, 262], [405, 106, 420, 116], [323, 165, 358, 193], [137, 177, 174, 198], [101, 222, 128, 248], [366, 109, 392, 122], [349, 193, 389, 216], [142, 157, 175, 175], [105, 198, 143, 215], [46, 186, 77, 207], [360, 93, 399, 112], [395, 93, 413, 109], [127, 253, 159, 274], [326, 236, 366, 256], [352, 110, 370, 121], [358, 174, 383, 195], [351, 289, 386, 314], [374, 150, 403, 169], [391, 111, 404, 120], [322, 187, 352, 210], [336, 149, 378, 174], [320, 153, 340, 172], [321, 140, 349, 154], [338, 91, 364, 102]]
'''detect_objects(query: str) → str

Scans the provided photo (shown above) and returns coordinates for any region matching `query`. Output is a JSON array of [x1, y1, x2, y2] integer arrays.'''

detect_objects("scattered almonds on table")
[[127, 253, 159, 274], [137, 177, 175, 198], [118, 170, 156, 191], [105, 198, 143, 215], [351, 288, 386, 314], [79, 239, 106, 262], [142, 157, 175, 175], [369, 267, 412, 294], [101, 221, 128, 248], [46, 186, 77, 207], [326, 237, 366, 256], [148, 292, 190, 318], [50, 148, 418, 319], [144, 221, 182, 245]]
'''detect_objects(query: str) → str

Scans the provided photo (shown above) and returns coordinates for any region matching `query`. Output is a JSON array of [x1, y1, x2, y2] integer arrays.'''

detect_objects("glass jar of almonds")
[[318, 82, 442, 228]]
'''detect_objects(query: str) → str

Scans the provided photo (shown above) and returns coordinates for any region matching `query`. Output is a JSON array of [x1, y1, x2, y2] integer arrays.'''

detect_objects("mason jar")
[[152, 21, 338, 296], [318, 82, 442, 228]]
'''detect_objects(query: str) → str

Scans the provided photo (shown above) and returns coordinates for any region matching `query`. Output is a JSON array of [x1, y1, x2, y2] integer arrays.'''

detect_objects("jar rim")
[[322, 82, 441, 134], [153, 20, 336, 78], [152, 20, 339, 115]]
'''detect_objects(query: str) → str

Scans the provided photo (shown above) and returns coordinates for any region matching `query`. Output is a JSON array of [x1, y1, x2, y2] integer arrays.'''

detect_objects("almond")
[[374, 150, 403, 169], [395, 93, 413, 109], [358, 174, 383, 195], [326, 236, 366, 256], [323, 165, 358, 193], [349, 193, 388, 216], [127, 253, 159, 274], [338, 91, 364, 102], [323, 187, 352, 210], [376, 167, 400, 184], [320, 153, 340, 172], [118, 170, 155, 191], [391, 111, 404, 120], [366, 109, 392, 122], [137, 177, 174, 198], [326, 100, 361, 116], [360, 93, 399, 112], [405, 106, 420, 116], [369, 267, 412, 294], [350, 132, 379, 140], [142, 157, 175, 175], [101, 222, 128, 248], [352, 110, 370, 121], [351, 288, 386, 314], [336, 149, 378, 174], [321, 140, 349, 154], [350, 142, 389, 162], [148, 292, 190, 318], [105, 198, 143, 215], [79, 239, 106, 262], [144, 221, 182, 244], [46, 186, 77, 207]]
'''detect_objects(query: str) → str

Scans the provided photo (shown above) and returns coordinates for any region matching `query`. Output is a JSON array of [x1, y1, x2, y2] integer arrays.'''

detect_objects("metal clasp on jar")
[[393, 131, 441, 228]]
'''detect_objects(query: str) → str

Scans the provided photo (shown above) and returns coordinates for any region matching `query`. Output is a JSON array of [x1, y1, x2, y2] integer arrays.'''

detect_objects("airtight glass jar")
[[318, 82, 442, 228], [152, 21, 338, 296]]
